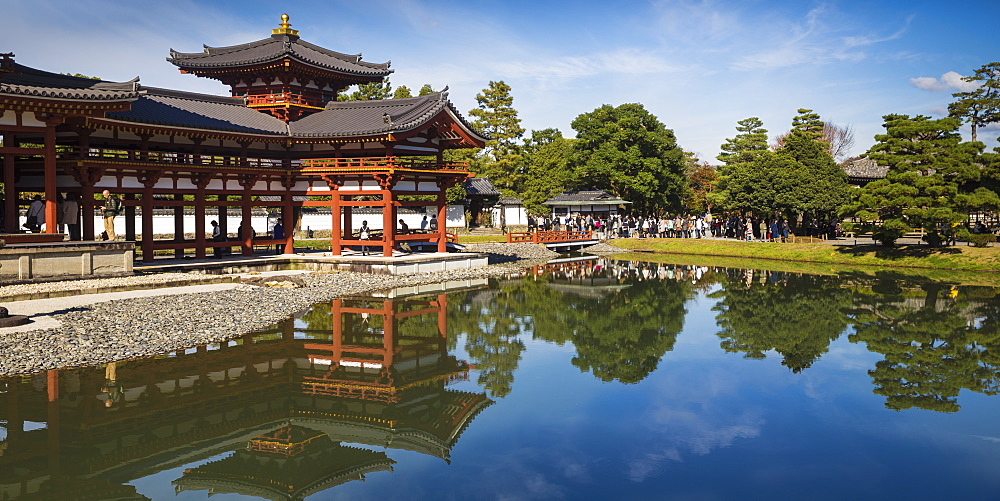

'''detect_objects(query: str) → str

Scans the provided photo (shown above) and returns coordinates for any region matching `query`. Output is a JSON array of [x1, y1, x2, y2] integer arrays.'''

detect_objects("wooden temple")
[[0, 14, 486, 261]]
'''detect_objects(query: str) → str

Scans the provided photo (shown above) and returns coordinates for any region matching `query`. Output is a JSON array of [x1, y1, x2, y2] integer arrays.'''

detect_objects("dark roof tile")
[[463, 177, 500, 196], [0, 62, 142, 101], [107, 87, 288, 134], [168, 35, 391, 78]]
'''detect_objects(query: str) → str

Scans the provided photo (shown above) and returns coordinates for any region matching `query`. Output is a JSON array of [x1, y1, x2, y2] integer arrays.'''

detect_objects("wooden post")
[[173, 193, 185, 258], [331, 189, 342, 255], [3, 135, 16, 233], [194, 184, 207, 259], [141, 184, 154, 262], [81, 183, 95, 240], [436, 191, 448, 253], [124, 192, 136, 241], [382, 189, 395, 257], [43, 122, 58, 234], [241, 184, 253, 256]]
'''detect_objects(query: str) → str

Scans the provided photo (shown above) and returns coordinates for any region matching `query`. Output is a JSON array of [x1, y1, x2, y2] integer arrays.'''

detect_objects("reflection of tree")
[[712, 272, 851, 372], [448, 285, 533, 398], [848, 280, 1000, 413], [555, 278, 689, 384]]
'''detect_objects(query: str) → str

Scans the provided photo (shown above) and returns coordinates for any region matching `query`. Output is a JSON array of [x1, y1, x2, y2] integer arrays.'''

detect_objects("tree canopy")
[[948, 62, 1000, 143], [468, 80, 525, 191], [845, 114, 990, 246], [570, 103, 687, 214]]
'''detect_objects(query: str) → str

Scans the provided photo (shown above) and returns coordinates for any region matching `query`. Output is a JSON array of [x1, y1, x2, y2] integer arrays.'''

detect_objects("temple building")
[[0, 14, 486, 261]]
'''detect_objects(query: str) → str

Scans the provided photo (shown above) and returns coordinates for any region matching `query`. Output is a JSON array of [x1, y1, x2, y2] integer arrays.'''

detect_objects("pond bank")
[[607, 238, 1000, 274]]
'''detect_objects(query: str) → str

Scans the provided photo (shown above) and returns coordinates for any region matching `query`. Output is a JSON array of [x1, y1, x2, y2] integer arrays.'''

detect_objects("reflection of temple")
[[0, 289, 491, 500]]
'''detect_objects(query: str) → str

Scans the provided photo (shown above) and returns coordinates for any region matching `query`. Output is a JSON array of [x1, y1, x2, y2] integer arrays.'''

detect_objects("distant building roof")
[[498, 196, 522, 205], [463, 177, 501, 197], [843, 158, 889, 181], [543, 190, 630, 206]]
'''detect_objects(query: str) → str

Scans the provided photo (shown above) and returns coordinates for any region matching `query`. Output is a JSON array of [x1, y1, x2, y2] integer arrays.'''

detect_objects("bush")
[[957, 229, 996, 247]]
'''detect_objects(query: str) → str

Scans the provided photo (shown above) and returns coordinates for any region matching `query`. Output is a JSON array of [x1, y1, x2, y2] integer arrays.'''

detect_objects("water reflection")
[[0, 283, 492, 500], [4, 257, 1000, 498]]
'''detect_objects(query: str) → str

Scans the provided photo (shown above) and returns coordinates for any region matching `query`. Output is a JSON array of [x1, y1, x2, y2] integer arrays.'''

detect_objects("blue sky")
[[5, 0, 999, 162]]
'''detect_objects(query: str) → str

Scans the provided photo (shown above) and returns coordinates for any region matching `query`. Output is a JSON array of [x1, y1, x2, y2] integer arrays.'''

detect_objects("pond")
[[3, 256, 1000, 499]]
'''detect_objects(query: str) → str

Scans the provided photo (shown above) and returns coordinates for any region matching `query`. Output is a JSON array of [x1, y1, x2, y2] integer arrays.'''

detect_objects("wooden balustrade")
[[506, 230, 593, 244]]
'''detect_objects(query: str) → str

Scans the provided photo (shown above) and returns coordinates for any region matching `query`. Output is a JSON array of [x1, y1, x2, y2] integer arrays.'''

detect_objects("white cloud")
[[910, 71, 980, 92]]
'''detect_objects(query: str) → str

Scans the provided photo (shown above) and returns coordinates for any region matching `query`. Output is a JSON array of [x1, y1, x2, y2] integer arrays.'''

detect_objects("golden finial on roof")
[[272, 13, 299, 36]]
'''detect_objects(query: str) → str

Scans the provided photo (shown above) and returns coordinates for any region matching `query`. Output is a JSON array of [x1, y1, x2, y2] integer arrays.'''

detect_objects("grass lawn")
[[607, 238, 1000, 274]]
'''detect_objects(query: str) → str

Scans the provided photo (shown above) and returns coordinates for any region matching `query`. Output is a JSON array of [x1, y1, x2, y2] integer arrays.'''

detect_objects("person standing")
[[100, 189, 122, 240], [429, 215, 438, 232], [60, 193, 80, 240], [358, 220, 372, 256], [420, 215, 429, 233], [25, 195, 44, 233], [211, 220, 225, 257], [398, 218, 409, 235], [272, 217, 285, 254]]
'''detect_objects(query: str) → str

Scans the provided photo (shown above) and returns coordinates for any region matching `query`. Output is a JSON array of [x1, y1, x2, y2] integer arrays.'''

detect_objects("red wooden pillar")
[[241, 183, 253, 256], [436, 190, 448, 253], [173, 193, 185, 259], [282, 193, 294, 254], [124, 193, 136, 241], [141, 184, 154, 262], [3, 137, 16, 233], [331, 188, 342, 255], [46, 369, 61, 474], [382, 189, 396, 257], [332, 299, 343, 359], [81, 183, 95, 240], [43, 121, 58, 234]]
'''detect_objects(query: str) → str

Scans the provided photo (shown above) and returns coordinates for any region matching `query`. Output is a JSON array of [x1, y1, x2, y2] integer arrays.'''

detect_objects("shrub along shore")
[[606, 238, 1000, 275]]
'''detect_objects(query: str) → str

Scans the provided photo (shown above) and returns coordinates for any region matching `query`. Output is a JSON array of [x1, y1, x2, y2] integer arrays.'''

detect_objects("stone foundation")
[[0, 241, 134, 283]]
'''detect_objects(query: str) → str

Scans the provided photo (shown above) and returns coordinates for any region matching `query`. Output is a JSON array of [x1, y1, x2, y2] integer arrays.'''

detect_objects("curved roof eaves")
[[107, 90, 287, 135], [0, 63, 142, 100], [168, 36, 391, 76], [288, 92, 448, 138]]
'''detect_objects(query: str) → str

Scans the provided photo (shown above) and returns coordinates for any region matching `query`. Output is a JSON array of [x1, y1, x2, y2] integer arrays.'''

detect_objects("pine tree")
[[948, 62, 1000, 143], [717, 117, 768, 165], [468, 81, 525, 190], [337, 80, 392, 101], [393, 85, 413, 99], [418, 84, 435, 96], [846, 114, 987, 246]]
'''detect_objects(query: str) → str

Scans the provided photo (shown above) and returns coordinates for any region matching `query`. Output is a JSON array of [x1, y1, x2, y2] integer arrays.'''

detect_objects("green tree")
[[948, 62, 1000, 143], [418, 84, 436, 96], [717, 117, 769, 165], [844, 114, 988, 246], [571, 103, 687, 214], [777, 121, 851, 219], [684, 162, 720, 214], [467, 81, 525, 191], [790, 108, 824, 139], [517, 128, 575, 214], [393, 85, 413, 99]]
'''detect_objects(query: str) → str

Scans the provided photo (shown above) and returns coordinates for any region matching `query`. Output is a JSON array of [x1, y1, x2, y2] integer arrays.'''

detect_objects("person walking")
[[100, 189, 122, 240], [272, 217, 285, 254], [211, 220, 225, 257]]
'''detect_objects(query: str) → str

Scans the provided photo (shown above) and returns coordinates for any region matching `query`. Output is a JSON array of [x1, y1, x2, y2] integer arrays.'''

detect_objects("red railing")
[[245, 93, 319, 107], [302, 157, 470, 172], [55, 148, 468, 172], [507, 230, 594, 244]]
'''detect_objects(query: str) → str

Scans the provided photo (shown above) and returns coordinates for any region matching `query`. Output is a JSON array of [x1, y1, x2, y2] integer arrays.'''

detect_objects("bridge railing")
[[507, 230, 593, 244]]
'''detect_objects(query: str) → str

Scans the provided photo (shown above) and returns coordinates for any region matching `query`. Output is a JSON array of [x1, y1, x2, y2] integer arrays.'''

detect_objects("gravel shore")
[[0, 243, 584, 375]]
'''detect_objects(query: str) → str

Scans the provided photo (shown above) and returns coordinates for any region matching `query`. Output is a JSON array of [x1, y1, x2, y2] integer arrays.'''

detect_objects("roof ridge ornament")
[[272, 13, 299, 37]]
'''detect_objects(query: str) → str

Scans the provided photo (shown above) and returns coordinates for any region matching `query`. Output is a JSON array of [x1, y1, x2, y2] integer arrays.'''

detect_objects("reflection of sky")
[[120, 276, 1000, 500], [325, 287, 1000, 500]]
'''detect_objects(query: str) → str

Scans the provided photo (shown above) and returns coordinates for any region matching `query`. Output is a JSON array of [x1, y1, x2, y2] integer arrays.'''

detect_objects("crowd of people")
[[526, 212, 843, 242]]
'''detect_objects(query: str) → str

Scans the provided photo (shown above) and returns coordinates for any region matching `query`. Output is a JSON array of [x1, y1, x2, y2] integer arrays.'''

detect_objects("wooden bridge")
[[506, 230, 598, 252]]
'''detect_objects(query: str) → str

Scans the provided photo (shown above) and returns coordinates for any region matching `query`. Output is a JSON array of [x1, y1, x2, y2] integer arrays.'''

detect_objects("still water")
[[3, 256, 1000, 500]]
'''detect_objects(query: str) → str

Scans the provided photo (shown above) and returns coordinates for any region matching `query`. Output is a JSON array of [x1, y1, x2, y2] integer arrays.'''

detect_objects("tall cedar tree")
[[571, 103, 686, 214], [948, 62, 1000, 143], [846, 114, 988, 246], [777, 110, 850, 219], [468, 81, 525, 191]]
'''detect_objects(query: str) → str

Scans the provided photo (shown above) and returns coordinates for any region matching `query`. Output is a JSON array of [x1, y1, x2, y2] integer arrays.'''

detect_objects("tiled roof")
[[463, 177, 500, 196], [0, 62, 142, 101], [843, 157, 889, 180], [107, 87, 288, 134], [499, 196, 522, 205], [168, 34, 392, 78], [544, 190, 627, 204], [289, 89, 485, 140]]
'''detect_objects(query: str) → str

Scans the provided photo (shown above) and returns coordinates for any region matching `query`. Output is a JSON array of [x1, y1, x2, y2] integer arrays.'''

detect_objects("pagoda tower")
[[167, 14, 392, 121]]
